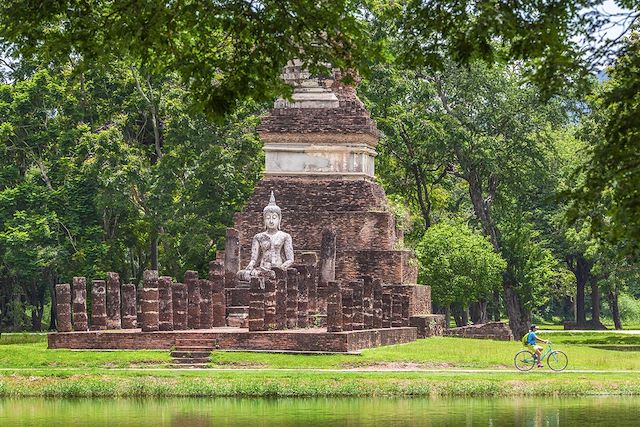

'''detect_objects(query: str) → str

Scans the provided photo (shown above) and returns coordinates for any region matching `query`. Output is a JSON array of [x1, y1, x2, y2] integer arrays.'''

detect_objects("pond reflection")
[[1, 396, 639, 426]]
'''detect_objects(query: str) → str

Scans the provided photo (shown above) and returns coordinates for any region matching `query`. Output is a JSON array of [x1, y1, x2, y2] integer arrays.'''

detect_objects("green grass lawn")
[[2, 332, 640, 371], [2, 332, 640, 397]]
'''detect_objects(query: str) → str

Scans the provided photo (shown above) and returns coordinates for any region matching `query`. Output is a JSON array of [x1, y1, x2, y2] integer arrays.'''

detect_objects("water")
[[1, 396, 639, 426]]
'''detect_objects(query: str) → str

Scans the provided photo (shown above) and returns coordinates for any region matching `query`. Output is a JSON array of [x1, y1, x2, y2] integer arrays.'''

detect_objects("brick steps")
[[170, 350, 212, 358], [171, 338, 217, 367], [172, 357, 211, 364]]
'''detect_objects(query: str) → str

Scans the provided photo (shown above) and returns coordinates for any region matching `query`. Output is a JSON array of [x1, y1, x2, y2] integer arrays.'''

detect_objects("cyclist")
[[526, 324, 548, 368]]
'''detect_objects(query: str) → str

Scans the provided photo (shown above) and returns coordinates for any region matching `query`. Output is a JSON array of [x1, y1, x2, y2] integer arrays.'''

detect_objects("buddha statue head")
[[263, 191, 281, 231]]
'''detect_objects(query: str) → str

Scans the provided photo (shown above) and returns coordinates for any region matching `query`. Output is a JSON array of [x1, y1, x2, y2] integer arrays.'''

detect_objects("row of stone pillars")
[[246, 266, 411, 332], [326, 277, 410, 332], [54, 261, 227, 333]]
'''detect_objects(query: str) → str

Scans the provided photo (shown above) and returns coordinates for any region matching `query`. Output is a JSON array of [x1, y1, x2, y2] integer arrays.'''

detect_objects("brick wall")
[[48, 327, 417, 353], [444, 321, 514, 341]]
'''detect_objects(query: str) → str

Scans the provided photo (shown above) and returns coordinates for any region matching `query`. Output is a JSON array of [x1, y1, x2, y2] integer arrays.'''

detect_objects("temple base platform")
[[48, 327, 417, 353]]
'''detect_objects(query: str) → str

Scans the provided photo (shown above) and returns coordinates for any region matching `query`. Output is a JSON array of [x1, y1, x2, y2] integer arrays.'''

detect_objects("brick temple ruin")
[[48, 63, 445, 354]]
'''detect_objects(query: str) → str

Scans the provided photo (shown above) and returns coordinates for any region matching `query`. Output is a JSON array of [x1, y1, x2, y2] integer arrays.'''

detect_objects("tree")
[[388, 1, 640, 95], [416, 222, 506, 326], [360, 66, 452, 232], [363, 60, 573, 336], [2, 1, 637, 117], [571, 31, 640, 254], [0, 0, 378, 115], [0, 60, 263, 331]]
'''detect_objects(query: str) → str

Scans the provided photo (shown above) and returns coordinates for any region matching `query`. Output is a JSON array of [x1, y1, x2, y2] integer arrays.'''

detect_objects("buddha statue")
[[237, 191, 294, 280]]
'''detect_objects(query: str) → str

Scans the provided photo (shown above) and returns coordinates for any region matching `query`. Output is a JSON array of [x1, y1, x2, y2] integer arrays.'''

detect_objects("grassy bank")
[[2, 332, 640, 371], [2, 332, 640, 397], [1, 371, 640, 398]]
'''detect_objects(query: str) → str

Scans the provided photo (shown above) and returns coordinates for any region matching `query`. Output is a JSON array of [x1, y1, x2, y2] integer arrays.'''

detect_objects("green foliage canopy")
[[416, 223, 506, 308], [0, 0, 377, 115]]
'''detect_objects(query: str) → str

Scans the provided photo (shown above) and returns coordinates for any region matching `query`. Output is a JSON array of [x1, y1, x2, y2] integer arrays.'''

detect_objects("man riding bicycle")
[[526, 324, 548, 368]]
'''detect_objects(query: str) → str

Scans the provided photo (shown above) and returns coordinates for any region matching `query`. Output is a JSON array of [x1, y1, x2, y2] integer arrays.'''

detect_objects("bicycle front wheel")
[[547, 350, 568, 371], [514, 350, 536, 371]]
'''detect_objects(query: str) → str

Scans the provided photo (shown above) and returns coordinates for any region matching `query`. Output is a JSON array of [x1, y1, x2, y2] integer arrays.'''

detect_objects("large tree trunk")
[[590, 279, 602, 325], [503, 281, 531, 339], [150, 233, 159, 271], [491, 289, 501, 321], [444, 306, 451, 329], [452, 303, 467, 327], [608, 289, 622, 330], [470, 300, 488, 324], [49, 288, 57, 331], [572, 255, 591, 326]]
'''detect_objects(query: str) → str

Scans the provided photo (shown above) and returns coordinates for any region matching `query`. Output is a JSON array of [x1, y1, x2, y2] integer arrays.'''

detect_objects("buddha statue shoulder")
[[237, 191, 294, 280]]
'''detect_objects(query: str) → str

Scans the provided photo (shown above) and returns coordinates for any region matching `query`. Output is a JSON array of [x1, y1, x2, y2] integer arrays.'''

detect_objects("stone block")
[[72, 277, 88, 331], [410, 315, 446, 338], [350, 279, 364, 330], [106, 272, 121, 329], [209, 260, 226, 327], [91, 280, 107, 330], [248, 277, 265, 331], [372, 278, 383, 329], [171, 283, 188, 330], [199, 279, 213, 330], [55, 283, 72, 332], [158, 276, 174, 331], [141, 270, 159, 332], [185, 270, 200, 329], [275, 268, 287, 330], [341, 287, 353, 332], [121, 283, 137, 329], [286, 268, 299, 329], [326, 280, 342, 333]]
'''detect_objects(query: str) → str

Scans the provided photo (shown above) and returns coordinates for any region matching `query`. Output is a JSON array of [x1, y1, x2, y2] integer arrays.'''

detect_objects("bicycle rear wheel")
[[514, 350, 536, 371], [547, 350, 568, 371]]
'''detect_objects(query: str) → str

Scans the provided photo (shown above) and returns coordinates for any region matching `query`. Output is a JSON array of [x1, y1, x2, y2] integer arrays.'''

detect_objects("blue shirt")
[[527, 332, 537, 345]]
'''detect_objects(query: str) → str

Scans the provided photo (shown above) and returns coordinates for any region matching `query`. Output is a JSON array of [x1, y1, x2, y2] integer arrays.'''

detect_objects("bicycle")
[[514, 341, 568, 371]]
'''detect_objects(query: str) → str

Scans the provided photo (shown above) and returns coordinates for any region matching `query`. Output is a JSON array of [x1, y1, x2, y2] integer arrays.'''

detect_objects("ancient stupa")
[[227, 61, 417, 286]]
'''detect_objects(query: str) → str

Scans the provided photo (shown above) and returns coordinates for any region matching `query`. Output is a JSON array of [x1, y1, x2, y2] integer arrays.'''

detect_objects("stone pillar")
[[351, 280, 364, 330], [106, 272, 122, 329], [185, 270, 200, 329], [248, 277, 265, 331], [264, 277, 277, 330], [301, 252, 318, 314], [401, 294, 410, 327], [286, 268, 299, 329], [91, 280, 107, 330], [121, 283, 137, 329], [381, 288, 392, 328], [141, 270, 159, 332], [158, 276, 174, 331], [341, 287, 353, 332], [295, 265, 309, 328], [319, 228, 336, 283], [54, 283, 72, 332], [392, 293, 403, 327], [209, 260, 226, 327], [326, 280, 343, 333], [317, 229, 336, 314], [373, 278, 383, 329], [172, 283, 188, 330], [72, 277, 88, 331], [224, 228, 240, 288], [136, 286, 143, 327], [199, 279, 213, 329], [362, 276, 374, 330], [275, 268, 287, 330]]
